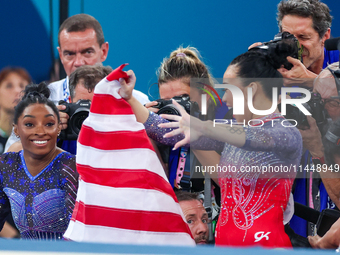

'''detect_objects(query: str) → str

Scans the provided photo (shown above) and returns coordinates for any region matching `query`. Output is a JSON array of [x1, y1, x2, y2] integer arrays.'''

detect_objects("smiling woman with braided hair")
[[0, 82, 78, 240]]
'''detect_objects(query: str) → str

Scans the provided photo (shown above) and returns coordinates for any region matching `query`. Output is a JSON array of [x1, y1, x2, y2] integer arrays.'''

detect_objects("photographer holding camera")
[[307, 118, 340, 249], [118, 46, 227, 243], [301, 62, 340, 205], [254, 0, 339, 240], [57, 64, 113, 154], [314, 62, 340, 122], [276, 0, 336, 82], [148, 47, 231, 226], [289, 62, 340, 245], [144, 46, 226, 195], [250, 0, 338, 85]]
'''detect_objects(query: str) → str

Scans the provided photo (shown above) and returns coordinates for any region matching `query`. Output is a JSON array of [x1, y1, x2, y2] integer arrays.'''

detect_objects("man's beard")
[[195, 235, 208, 244]]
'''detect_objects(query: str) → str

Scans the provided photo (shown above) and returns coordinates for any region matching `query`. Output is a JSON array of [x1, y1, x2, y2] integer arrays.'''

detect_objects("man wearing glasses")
[[289, 62, 340, 244], [313, 62, 340, 121], [300, 61, 340, 213]]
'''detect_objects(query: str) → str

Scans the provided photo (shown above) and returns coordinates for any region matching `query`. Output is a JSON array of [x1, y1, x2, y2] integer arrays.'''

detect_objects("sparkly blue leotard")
[[0, 151, 78, 240]]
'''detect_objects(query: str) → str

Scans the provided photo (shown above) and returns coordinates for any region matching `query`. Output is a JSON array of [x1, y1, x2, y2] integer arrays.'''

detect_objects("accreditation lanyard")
[[63, 78, 71, 103]]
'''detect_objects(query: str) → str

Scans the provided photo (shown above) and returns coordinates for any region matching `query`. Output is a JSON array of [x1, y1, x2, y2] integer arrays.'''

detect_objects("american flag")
[[64, 64, 195, 246]]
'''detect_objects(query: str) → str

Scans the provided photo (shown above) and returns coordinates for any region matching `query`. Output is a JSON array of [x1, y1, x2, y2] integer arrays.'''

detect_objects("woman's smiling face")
[[14, 103, 60, 158]]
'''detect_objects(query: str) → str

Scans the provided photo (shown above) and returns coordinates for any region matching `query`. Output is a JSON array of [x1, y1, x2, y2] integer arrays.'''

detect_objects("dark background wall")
[[0, 0, 52, 83], [1, 0, 339, 99]]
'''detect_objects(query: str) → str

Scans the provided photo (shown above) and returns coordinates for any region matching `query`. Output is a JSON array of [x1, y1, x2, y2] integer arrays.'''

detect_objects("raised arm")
[[160, 101, 301, 159], [118, 71, 191, 147], [118, 70, 149, 123]]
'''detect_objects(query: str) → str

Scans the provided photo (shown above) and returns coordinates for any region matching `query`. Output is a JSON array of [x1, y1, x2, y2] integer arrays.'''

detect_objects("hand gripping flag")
[[64, 64, 195, 246]]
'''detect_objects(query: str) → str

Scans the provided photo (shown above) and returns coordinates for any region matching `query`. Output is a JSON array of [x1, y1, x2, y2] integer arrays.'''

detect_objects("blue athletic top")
[[0, 151, 78, 240]]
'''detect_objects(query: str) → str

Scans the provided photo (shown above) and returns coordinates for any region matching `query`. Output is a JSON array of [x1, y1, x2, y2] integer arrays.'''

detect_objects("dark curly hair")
[[277, 0, 332, 38], [230, 41, 298, 99], [175, 190, 200, 202], [14, 82, 60, 124]]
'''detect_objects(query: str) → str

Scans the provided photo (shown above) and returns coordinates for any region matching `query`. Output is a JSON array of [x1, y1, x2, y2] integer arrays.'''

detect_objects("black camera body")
[[282, 92, 328, 130], [59, 100, 91, 140], [251, 32, 304, 70], [154, 95, 200, 116]]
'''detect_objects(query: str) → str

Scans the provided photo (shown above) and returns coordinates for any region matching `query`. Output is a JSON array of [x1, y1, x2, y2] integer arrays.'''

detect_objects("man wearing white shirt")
[[53, 14, 149, 114], [5, 13, 149, 152]]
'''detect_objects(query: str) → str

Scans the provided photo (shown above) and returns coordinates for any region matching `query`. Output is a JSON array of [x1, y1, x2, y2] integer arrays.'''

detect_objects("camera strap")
[[63, 78, 71, 103], [294, 202, 320, 224], [175, 147, 191, 191], [203, 174, 214, 242]]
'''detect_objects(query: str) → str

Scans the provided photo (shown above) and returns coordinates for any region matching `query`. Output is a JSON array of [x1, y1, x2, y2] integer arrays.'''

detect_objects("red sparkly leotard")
[[144, 112, 302, 248]]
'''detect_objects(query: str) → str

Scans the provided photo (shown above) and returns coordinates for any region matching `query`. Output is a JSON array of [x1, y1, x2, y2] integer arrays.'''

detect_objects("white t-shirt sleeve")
[[48, 78, 68, 104], [132, 89, 150, 105], [4, 129, 20, 153]]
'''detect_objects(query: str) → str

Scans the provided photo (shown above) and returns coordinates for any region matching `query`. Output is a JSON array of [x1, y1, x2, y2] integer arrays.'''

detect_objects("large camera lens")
[[69, 108, 90, 135], [157, 105, 181, 116], [279, 92, 328, 130]]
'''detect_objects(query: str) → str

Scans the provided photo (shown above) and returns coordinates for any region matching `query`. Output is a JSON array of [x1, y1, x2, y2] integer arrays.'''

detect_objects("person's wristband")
[[312, 156, 325, 165]]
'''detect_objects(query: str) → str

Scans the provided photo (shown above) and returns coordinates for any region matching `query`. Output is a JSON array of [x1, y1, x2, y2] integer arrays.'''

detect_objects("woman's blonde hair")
[[157, 46, 214, 88]]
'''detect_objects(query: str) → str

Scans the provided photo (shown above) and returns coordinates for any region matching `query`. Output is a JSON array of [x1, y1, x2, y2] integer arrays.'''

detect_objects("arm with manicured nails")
[[159, 100, 246, 150]]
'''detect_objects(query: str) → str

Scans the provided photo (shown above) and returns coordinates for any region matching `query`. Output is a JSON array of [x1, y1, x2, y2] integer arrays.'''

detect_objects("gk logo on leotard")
[[254, 231, 271, 242]]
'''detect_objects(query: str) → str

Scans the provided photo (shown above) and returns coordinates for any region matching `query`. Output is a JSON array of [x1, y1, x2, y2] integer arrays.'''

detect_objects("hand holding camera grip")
[[57, 102, 69, 131]]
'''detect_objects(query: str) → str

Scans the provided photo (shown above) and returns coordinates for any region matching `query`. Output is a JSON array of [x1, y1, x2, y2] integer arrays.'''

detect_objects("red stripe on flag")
[[74, 201, 192, 235], [77, 164, 177, 201], [79, 126, 154, 151], [90, 94, 134, 115], [70, 199, 80, 222], [106, 64, 129, 82]]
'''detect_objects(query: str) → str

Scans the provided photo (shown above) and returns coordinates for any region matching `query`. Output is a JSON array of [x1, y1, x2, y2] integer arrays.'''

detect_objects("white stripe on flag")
[[83, 113, 145, 132], [76, 144, 168, 181], [94, 78, 121, 99], [64, 220, 195, 246], [76, 179, 185, 218]]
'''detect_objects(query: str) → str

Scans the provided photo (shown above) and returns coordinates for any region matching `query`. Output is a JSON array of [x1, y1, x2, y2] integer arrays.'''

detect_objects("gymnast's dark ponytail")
[[230, 41, 297, 99]]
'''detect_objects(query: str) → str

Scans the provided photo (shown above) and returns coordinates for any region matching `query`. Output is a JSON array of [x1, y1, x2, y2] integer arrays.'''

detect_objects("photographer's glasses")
[[323, 99, 340, 108], [327, 67, 340, 99]]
